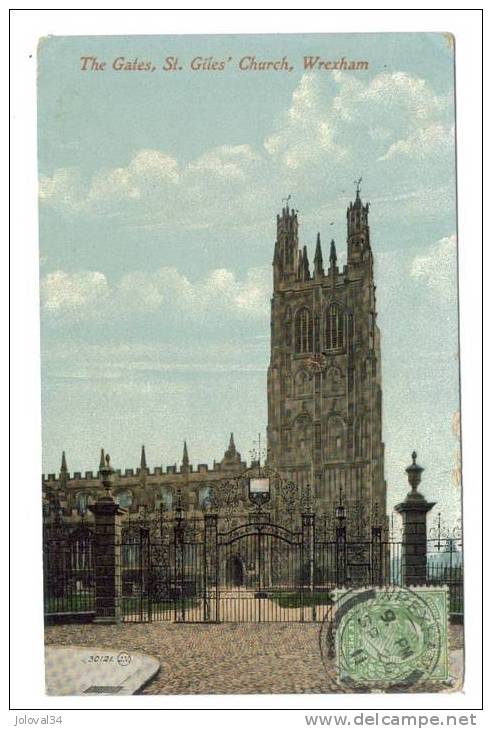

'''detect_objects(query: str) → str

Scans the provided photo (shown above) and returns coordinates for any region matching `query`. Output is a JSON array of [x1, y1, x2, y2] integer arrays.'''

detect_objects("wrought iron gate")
[[217, 521, 305, 622], [119, 515, 405, 623]]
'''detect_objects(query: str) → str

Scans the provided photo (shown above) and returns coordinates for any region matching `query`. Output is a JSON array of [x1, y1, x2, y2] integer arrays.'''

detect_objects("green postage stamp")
[[332, 586, 449, 689]]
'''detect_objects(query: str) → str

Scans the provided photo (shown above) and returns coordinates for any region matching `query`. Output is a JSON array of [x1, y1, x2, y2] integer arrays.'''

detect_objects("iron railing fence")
[[42, 515, 464, 623], [43, 522, 95, 617], [426, 536, 463, 615]]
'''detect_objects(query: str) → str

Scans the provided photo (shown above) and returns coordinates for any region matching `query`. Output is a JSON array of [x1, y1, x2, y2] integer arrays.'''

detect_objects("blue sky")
[[38, 33, 460, 525]]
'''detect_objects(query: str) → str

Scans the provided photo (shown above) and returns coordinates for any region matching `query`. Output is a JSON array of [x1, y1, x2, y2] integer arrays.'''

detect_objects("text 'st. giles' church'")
[[267, 185, 386, 521]]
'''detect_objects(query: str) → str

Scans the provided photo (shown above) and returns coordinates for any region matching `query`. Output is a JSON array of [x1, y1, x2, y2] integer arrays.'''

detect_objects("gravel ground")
[[45, 621, 464, 695]]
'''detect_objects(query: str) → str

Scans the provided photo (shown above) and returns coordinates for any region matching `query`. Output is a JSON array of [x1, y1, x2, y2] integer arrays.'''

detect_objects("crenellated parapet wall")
[[42, 435, 249, 521], [42, 460, 249, 485]]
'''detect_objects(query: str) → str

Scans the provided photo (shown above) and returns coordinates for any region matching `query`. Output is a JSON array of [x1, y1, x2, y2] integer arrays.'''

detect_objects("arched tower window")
[[326, 303, 345, 351], [295, 307, 313, 353], [294, 414, 312, 453], [326, 415, 346, 461], [295, 369, 310, 397]]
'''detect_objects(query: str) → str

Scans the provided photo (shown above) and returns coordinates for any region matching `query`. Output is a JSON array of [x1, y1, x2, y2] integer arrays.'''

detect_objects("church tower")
[[267, 185, 386, 522]]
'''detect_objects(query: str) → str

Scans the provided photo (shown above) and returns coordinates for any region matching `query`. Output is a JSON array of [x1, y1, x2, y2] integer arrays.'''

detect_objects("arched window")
[[326, 416, 346, 460], [198, 486, 212, 508], [326, 366, 342, 391], [295, 307, 313, 353], [76, 492, 89, 515], [158, 486, 173, 510], [295, 369, 310, 397], [115, 489, 133, 509], [294, 414, 312, 452], [326, 303, 345, 351]]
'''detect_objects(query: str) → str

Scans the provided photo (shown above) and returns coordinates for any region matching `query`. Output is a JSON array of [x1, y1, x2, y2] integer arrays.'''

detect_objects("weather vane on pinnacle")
[[282, 193, 292, 206], [354, 176, 362, 195]]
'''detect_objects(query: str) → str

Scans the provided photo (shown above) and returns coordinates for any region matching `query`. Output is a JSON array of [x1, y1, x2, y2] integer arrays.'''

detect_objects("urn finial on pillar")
[[395, 451, 435, 586], [100, 452, 115, 497], [405, 450, 425, 495]]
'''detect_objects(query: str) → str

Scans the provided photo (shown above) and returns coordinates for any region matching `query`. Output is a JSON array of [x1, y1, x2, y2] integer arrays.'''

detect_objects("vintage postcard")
[[38, 32, 462, 696]]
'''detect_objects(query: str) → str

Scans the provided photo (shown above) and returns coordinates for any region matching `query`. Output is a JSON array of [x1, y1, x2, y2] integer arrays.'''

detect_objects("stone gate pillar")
[[89, 454, 127, 623], [395, 451, 435, 586], [204, 513, 219, 622]]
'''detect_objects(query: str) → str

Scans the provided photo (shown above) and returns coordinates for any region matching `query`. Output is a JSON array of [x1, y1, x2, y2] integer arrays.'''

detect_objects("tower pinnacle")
[[314, 233, 324, 277], [182, 440, 189, 467], [329, 239, 338, 271], [140, 445, 147, 470], [301, 245, 310, 281], [99, 448, 105, 471]]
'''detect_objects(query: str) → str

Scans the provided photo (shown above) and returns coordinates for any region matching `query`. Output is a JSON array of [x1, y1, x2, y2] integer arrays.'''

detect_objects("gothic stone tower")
[[267, 188, 386, 521]]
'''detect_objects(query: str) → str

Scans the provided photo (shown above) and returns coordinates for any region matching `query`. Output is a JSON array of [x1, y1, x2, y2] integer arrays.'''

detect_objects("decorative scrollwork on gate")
[[209, 478, 245, 528], [317, 512, 337, 541]]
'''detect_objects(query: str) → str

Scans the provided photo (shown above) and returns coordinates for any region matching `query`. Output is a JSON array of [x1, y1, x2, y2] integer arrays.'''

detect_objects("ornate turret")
[[273, 200, 299, 288], [313, 233, 324, 278], [347, 177, 371, 265]]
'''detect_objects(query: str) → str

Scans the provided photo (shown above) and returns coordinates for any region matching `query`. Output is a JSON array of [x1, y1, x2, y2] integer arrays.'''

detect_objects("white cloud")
[[41, 264, 271, 323], [39, 168, 87, 210], [187, 145, 259, 179], [41, 270, 109, 312], [264, 71, 452, 170], [379, 123, 454, 161], [410, 233, 457, 303], [39, 71, 455, 229], [264, 75, 347, 168]]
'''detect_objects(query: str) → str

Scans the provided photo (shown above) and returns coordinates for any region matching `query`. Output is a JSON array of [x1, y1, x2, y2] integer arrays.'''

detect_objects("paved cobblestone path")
[[45, 623, 464, 695]]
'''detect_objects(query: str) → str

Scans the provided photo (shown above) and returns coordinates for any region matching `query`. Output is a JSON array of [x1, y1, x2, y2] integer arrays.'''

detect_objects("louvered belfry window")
[[326, 303, 344, 351], [295, 307, 313, 353]]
